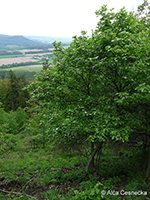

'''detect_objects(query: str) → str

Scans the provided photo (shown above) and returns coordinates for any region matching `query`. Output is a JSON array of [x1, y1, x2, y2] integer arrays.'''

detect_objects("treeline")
[[24, 49, 53, 54], [24, 44, 53, 50], [0, 61, 41, 69], [0, 51, 23, 56], [25, 43, 70, 50]]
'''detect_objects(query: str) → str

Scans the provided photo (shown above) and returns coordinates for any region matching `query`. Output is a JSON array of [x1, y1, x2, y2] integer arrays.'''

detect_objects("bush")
[[69, 182, 104, 200]]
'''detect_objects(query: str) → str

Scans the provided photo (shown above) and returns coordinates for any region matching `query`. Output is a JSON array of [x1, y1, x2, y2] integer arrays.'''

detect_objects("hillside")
[[0, 34, 45, 48], [0, 34, 71, 50]]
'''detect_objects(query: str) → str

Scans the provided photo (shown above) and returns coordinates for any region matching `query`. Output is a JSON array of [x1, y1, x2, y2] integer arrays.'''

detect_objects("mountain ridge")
[[0, 34, 72, 50], [0, 34, 44, 48]]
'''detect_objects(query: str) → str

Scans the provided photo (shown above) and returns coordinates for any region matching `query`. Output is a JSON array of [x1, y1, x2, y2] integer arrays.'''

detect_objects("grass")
[[0, 137, 149, 200], [0, 54, 25, 58]]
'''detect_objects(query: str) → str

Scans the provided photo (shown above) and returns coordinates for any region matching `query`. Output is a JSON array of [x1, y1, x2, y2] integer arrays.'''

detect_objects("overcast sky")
[[1, 0, 144, 38]]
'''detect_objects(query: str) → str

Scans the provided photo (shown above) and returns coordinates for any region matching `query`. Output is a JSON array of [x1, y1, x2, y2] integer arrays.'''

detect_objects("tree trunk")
[[145, 151, 150, 184], [85, 141, 102, 172]]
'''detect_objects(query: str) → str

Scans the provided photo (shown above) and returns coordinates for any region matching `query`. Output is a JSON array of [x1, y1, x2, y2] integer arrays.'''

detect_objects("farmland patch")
[[0, 57, 38, 65], [4, 65, 43, 72]]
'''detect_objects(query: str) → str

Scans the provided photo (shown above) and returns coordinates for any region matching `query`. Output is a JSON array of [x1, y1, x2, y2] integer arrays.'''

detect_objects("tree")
[[28, 3, 149, 172], [18, 74, 30, 108], [0, 78, 9, 107], [42, 59, 51, 71], [4, 71, 29, 112], [0, 102, 9, 134], [115, 0, 150, 183], [6, 70, 19, 111]]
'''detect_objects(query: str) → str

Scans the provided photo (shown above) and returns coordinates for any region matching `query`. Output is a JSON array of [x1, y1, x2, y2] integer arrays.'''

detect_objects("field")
[[20, 49, 44, 53], [0, 48, 54, 66], [0, 54, 26, 59], [4, 65, 43, 72], [25, 52, 53, 56], [0, 49, 54, 73], [0, 56, 39, 66], [20, 48, 54, 53]]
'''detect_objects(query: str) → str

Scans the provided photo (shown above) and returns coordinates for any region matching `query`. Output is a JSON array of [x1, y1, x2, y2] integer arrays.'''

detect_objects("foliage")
[[0, 104, 9, 133], [0, 70, 38, 80], [67, 182, 103, 200], [0, 78, 9, 105], [135, 0, 150, 27], [60, 169, 91, 184], [15, 107, 29, 132], [0, 105, 28, 152]]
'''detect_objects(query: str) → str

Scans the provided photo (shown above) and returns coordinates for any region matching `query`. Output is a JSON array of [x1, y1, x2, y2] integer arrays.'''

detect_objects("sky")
[[0, 0, 145, 38]]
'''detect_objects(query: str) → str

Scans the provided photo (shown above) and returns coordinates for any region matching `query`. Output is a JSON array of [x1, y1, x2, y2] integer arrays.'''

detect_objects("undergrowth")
[[0, 144, 149, 199]]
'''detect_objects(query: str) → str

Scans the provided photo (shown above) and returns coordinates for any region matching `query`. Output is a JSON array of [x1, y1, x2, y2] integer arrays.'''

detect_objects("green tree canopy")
[[27, 2, 150, 171]]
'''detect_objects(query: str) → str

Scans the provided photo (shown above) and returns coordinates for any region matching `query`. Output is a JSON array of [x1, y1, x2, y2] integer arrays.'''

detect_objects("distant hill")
[[25, 35, 72, 44], [0, 34, 46, 48]]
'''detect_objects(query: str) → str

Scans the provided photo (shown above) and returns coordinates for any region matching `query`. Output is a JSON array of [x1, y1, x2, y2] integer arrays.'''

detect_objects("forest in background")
[[0, 1, 150, 199]]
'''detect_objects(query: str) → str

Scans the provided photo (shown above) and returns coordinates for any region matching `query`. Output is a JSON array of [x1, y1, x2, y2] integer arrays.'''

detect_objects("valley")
[[0, 34, 71, 72]]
